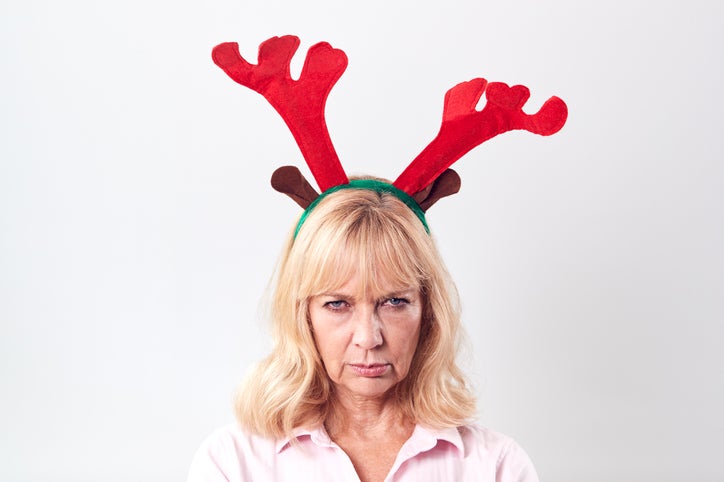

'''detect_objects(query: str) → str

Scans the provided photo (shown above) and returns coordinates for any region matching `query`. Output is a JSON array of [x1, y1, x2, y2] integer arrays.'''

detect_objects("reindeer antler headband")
[[212, 35, 568, 235]]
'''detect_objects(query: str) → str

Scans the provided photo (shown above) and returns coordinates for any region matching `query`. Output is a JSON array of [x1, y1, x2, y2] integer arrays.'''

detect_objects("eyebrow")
[[316, 292, 351, 300], [383, 289, 417, 298], [315, 288, 418, 300]]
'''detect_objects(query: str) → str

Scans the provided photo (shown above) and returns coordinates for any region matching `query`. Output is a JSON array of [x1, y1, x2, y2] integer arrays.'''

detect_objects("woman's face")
[[308, 273, 422, 401]]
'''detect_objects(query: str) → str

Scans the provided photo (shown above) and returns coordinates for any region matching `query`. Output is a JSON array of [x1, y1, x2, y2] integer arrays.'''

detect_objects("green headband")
[[294, 179, 429, 238]]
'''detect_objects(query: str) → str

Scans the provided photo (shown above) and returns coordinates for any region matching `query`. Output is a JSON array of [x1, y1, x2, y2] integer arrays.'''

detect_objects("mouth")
[[348, 363, 390, 377]]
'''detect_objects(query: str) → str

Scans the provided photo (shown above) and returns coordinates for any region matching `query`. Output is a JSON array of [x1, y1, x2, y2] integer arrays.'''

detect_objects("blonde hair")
[[235, 180, 476, 438]]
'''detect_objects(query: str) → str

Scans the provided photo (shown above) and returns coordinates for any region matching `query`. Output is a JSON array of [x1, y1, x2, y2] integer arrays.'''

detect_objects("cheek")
[[310, 318, 348, 365], [406, 326, 422, 358], [389, 315, 422, 360]]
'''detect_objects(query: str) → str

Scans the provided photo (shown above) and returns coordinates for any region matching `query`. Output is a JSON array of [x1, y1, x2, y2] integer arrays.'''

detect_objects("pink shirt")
[[187, 423, 539, 481]]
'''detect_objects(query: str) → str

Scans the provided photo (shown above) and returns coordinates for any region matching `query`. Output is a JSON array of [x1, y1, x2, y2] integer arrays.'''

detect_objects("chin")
[[342, 378, 400, 399]]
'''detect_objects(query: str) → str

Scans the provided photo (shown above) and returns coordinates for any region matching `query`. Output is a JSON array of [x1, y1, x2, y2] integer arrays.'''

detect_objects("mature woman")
[[191, 34, 566, 482], [187, 181, 539, 482]]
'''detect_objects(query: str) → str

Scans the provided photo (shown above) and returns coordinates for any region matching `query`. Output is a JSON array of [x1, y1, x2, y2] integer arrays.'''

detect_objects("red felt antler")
[[212, 35, 349, 191], [394, 78, 568, 195]]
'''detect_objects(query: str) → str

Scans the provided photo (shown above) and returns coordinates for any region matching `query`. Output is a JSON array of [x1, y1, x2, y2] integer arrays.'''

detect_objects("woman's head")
[[236, 180, 475, 435], [268, 179, 470, 418]]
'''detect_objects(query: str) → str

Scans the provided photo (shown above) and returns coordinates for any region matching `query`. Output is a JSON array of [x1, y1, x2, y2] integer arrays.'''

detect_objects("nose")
[[352, 305, 383, 350]]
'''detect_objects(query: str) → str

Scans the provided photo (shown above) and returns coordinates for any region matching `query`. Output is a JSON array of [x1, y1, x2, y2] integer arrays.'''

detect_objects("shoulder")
[[457, 424, 540, 482], [186, 424, 278, 482]]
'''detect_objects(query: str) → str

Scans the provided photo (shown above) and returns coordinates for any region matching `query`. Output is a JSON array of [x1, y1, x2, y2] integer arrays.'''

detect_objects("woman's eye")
[[324, 300, 347, 310], [384, 297, 409, 307]]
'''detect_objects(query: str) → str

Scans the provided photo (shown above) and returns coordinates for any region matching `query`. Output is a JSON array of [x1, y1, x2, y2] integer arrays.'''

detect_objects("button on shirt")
[[187, 423, 539, 482]]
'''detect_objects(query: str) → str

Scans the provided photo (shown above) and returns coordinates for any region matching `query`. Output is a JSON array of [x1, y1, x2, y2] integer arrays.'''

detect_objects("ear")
[[412, 169, 461, 211], [270, 166, 320, 209]]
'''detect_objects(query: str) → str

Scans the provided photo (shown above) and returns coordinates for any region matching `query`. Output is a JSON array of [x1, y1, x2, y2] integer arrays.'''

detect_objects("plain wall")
[[1, 1, 722, 481]]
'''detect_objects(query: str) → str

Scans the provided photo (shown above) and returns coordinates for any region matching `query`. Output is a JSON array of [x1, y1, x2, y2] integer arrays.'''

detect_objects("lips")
[[348, 363, 389, 377]]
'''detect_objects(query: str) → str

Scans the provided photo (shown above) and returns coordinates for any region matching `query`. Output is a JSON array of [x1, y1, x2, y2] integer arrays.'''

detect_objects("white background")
[[2, 1, 723, 481]]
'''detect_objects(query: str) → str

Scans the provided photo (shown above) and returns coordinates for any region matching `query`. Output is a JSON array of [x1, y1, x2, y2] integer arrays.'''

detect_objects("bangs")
[[292, 189, 431, 300]]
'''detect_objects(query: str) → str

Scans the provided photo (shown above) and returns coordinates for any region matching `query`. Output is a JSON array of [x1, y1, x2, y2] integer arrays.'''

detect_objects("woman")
[[187, 180, 540, 482], [193, 35, 566, 481]]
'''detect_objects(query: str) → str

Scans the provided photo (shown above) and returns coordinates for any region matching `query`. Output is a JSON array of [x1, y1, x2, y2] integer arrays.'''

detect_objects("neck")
[[325, 389, 412, 439]]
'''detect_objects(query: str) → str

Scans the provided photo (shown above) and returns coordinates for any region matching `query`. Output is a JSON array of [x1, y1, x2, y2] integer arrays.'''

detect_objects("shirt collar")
[[405, 425, 465, 456], [275, 424, 464, 455], [275, 425, 333, 453]]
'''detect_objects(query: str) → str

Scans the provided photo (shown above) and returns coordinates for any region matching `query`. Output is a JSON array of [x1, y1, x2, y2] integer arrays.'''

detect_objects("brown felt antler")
[[393, 78, 568, 195], [270, 166, 319, 209], [411, 169, 461, 211], [212, 36, 349, 192]]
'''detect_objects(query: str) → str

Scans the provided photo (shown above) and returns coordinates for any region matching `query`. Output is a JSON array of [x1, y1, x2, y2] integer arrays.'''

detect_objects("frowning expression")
[[308, 274, 422, 401]]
